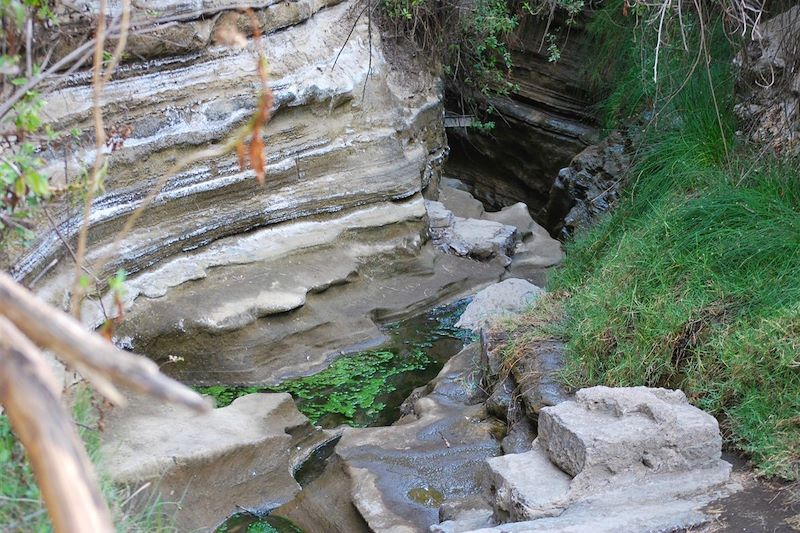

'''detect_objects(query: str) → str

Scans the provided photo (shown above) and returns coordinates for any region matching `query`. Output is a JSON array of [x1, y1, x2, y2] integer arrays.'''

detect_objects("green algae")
[[196, 298, 473, 428], [407, 486, 444, 508], [216, 514, 303, 533], [271, 349, 432, 427]]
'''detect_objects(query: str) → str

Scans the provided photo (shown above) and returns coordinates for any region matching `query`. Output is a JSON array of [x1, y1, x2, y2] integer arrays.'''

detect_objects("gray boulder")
[[538, 386, 722, 479], [456, 279, 544, 331], [101, 392, 329, 531], [426, 200, 518, 265], [482, 386, 739, 532]]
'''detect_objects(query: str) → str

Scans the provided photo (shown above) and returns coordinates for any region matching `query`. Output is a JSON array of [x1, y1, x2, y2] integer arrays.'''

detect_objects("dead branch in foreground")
[[0, 271, 209, 412], [0, 270, 209, 532], [0, 317, 114, 533]]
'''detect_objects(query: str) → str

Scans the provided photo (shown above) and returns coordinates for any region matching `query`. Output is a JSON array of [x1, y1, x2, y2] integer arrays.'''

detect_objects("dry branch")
[[0, 271, 209, 413], [0, 317, 114, 533]]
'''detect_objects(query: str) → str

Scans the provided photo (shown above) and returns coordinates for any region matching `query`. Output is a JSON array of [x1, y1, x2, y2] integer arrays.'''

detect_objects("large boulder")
[[456, 279, 544, 331], [538, 386, 722, 479], [102, 392, 330, 531], [476, 386, 739, 532], [428, 187, 563, 280], [426, 200, 518, 265]]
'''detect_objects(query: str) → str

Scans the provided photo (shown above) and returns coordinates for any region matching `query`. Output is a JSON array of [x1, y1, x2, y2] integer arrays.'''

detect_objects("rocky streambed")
[[5, 0, 758, 530], [93, 183, 742, 533], [97, 180, 567, 532]]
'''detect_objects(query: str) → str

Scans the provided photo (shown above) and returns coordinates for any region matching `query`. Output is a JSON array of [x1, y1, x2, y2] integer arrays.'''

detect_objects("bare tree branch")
[[0, 317, 114, 533], [0, 271, 210, 413]]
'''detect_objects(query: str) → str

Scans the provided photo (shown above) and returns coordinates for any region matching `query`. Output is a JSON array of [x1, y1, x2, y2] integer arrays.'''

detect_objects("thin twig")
[[71, 0, 110, 316], [332, 3, 369, 71]]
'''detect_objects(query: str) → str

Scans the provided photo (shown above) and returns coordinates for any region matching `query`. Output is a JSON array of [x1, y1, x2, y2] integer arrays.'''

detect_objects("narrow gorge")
[[2, 1, 798, 532]]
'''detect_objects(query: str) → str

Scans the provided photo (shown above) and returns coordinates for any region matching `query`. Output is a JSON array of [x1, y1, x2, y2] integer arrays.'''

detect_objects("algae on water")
[[197, 298, 473, 428]]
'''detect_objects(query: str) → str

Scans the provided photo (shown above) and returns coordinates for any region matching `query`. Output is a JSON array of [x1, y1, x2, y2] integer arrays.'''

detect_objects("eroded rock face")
[[14, 0, 446, 310], [102, 392, 330, 531], [734, 5, 800, 156], [8, 0, 478, 384], [331, 344, 502, 533], [112, 207, 505, 385], [544, 130, 631, 239]]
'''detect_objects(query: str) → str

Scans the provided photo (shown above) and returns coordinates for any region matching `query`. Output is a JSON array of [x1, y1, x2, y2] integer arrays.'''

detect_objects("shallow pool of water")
[[212, 298, 475, 532], [198, 298, 474, 428]]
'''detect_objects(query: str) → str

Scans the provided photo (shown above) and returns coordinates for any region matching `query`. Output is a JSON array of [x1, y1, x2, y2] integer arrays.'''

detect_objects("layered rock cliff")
[[8, 0, 495, 383]]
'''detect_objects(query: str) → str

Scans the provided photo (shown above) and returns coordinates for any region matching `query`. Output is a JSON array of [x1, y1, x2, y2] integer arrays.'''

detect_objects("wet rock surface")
[[333, 343, 502, 532], [101, 392, 329, 532]]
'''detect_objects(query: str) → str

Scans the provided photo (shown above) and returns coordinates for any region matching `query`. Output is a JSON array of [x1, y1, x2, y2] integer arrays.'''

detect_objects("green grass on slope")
[[553, 160, 800, 479], [541, 3, 800, 480]]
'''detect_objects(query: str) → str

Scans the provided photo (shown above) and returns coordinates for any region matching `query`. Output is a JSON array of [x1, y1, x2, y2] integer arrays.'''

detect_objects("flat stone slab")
[[439, 185, 486, 219], [469, 463, 736, 533], [486, 442, 572, 522], [102, 392, 327, 531]]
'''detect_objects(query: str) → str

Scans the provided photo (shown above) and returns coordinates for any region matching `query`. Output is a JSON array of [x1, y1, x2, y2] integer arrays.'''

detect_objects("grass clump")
[[511, 2, 800, 479]]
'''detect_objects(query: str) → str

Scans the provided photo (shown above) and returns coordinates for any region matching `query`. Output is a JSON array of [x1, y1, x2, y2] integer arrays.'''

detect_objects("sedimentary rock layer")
[[12, 0, 445, 325]]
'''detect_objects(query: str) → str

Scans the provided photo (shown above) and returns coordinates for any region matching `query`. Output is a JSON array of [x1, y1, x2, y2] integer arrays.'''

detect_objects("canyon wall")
[[446, 13, 600, 228], [10, 0, 503, 383]]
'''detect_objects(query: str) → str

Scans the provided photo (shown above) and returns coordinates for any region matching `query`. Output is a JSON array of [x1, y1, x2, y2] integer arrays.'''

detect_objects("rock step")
[[441, 386, 740, 533], [486, 442, 572, 522]]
